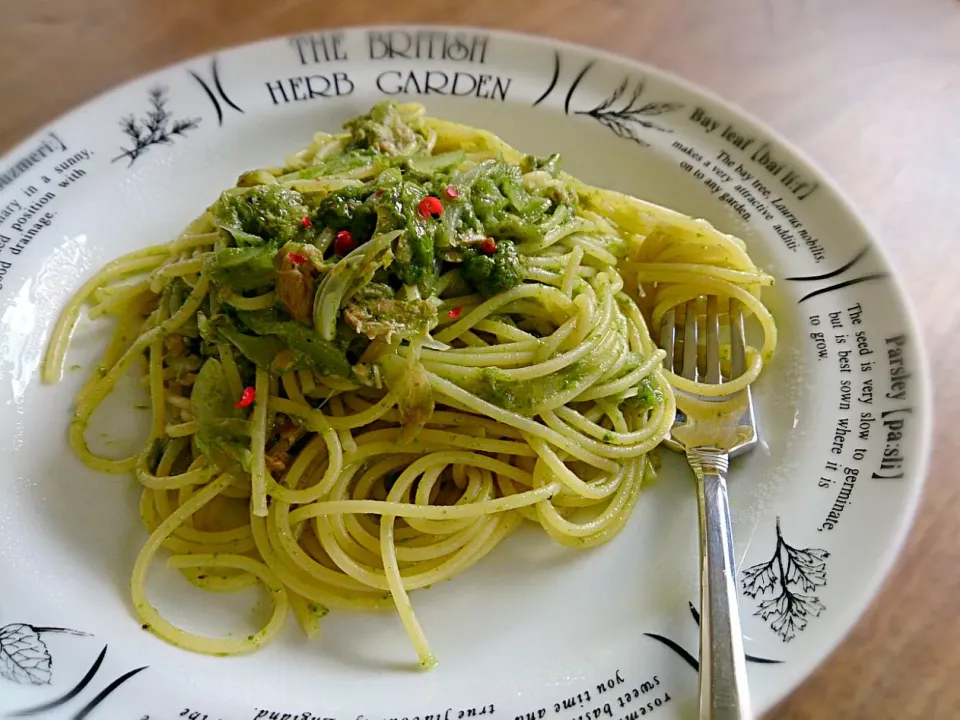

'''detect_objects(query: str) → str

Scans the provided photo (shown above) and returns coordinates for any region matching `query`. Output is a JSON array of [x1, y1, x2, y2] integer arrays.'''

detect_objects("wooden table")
[[2, 1, 957, 717]]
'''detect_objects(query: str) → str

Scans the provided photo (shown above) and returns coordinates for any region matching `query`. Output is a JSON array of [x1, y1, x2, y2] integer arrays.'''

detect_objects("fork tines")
[[659, 297, 747, 384]]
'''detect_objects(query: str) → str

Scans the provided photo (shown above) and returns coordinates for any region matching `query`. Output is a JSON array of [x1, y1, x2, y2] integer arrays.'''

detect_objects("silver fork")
[[659, 296, 757, 720]]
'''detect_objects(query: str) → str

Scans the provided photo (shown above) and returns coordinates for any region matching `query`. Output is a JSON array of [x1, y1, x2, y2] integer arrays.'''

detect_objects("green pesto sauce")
[[461, 239, 523, 297], [213, 185, 308, 246], [194, 101, 580, 382], [474, 362, 587, 414], [307, 602, 330, 618], [625, 375, 664, 410]]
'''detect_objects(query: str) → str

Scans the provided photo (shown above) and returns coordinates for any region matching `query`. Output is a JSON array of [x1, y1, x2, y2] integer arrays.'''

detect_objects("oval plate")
[[0, 26, 931, 720]]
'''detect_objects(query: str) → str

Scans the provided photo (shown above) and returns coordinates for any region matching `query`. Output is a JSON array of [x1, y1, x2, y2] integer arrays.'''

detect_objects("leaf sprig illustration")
[[111, 86, 201, 166], [576, 78, 683, 147], [0, 623, 90, 685], [741, 517, 830, 642]]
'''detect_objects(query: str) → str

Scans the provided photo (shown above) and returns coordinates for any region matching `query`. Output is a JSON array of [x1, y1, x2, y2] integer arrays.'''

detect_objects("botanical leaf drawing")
[[0, 623, 90, 685], [757, 592, 826, 642], [741, 517, 830, 642], [112, 86, 201, 166], [576, 77, 684, 147], [741, 556, 779, 597], [0, 624, 50, 684]]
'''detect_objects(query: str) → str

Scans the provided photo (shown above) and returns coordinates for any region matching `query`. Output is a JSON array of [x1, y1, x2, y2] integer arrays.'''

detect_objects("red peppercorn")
[[235, 386, 255, 408], [418, 196, 443, 219], [334, 229, 356, 256], [444, 185, 459, 199], [447, 306, 463, 320], [287, 252, 308, 265], [480, 237, 497, 255], [300, 216, 311, 228]]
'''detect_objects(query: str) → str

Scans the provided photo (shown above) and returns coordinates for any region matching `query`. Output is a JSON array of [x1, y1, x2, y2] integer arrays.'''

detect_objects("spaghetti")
[[43, 101, 776, 667]]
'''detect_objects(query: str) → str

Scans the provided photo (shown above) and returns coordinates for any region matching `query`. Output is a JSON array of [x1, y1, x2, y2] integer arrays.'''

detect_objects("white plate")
[[0, 26, 931, 720]]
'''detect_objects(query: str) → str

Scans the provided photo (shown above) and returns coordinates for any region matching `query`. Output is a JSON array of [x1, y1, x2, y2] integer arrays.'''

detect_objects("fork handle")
[[688, 448, 752, 720]]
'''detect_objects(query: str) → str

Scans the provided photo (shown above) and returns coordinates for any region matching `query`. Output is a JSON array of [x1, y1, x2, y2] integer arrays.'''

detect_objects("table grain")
[[2, 0, 958, 717]]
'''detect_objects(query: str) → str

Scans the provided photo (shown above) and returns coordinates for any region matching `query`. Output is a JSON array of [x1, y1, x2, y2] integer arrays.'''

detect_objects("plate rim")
[[0, 22, 935, 713]]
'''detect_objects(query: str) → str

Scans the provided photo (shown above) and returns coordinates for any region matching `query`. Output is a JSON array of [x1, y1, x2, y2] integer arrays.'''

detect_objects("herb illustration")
[[575, 78, 684, 147], [741, 517, 830, 642], [0, 622, 89, 685], [112, 86, 201, 166]]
